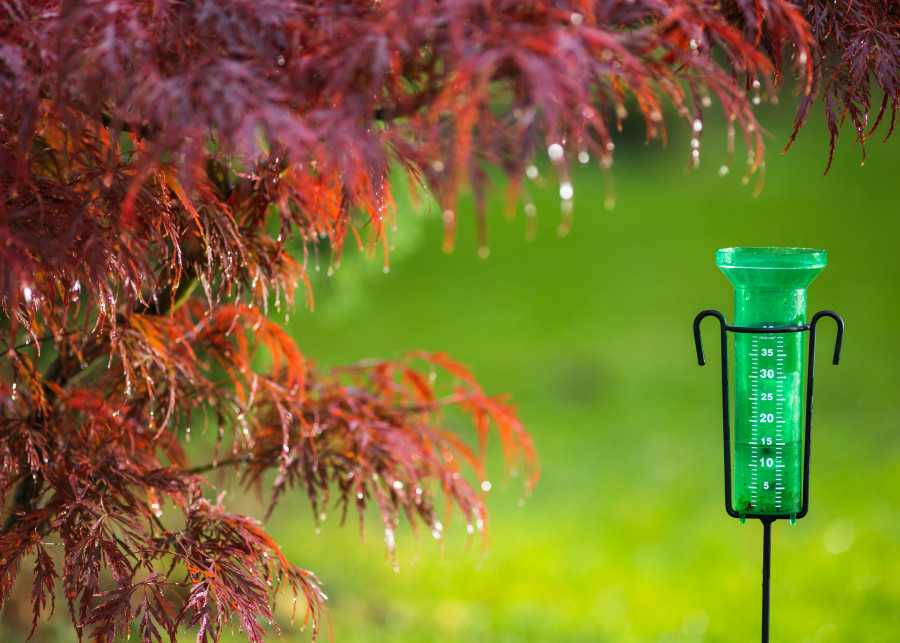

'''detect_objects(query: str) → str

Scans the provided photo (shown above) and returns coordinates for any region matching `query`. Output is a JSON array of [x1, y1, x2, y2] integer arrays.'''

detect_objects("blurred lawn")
[[254, 104, 900, 643]]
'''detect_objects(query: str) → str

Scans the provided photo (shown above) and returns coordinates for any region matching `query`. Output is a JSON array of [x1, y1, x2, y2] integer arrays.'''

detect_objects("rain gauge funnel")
[[693, 248, 844, 642]]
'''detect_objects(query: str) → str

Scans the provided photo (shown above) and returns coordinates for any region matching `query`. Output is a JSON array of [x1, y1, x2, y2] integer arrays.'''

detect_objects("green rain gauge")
[[693, 248, 844, 642]]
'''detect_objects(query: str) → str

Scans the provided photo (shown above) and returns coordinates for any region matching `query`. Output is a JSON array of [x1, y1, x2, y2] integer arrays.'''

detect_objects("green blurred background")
[[258, 102, 899, 643]]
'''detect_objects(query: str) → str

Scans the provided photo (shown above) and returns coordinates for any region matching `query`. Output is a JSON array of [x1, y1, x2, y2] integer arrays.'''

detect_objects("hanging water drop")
[[525, 165, 539, 180], [559, 181, 574, 201], [547, 143, 564, 162], [577, 150, 590, 164]]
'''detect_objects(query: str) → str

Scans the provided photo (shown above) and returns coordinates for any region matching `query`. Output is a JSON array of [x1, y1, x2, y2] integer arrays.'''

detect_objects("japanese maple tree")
[[1, 0, 897, 641]]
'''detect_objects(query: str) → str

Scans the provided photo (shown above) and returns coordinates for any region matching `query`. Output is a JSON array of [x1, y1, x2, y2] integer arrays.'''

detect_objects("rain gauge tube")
[[716, 247, 826, 519], [694, 247, 844, 643]]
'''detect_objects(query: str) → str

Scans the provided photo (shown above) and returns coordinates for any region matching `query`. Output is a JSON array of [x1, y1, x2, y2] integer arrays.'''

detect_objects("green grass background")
[[259, 103, 900, 643]]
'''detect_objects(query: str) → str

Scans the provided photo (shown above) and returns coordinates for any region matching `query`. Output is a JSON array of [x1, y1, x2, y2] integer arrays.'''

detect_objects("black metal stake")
[[761, 518, 773, 643]]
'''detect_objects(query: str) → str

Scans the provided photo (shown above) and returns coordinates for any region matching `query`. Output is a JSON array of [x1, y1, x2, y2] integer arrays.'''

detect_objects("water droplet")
[[718, 165, 730, 177], [559, 181, 574, 200], [22, 286, 32, 303], [525, 165, 539, 180], [547, 143, 564, 161], [752, 79, 761, 90], [752, 95, 761, 105], [481, 480, 492, 492], [151, 500, 163, 518], [577, 150, 590, 164], [798, 51, 808, 66], [432, 159, 444, 173], [689, 39, 699, 51], [442, 209, 455, 224], [431, 521, 443, 539], [692, 119, 703, 133], [524, 203, 537, 217], [185, 427, 191, 442], [477, 245, 490, 259], [277, 55, 285, 66], [415, 487, 423, 496], [690, 137, 700, 149], [570, 12, 583, 25], [467, 524, 475, 535], [357, 492, 364, 500], [384, 528, 396, 550], [392, 480, 403, 491], [382, 266, 390, 274]]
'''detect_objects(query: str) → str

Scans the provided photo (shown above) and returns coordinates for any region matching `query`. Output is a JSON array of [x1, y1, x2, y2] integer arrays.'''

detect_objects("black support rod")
[[761, 517, 774, 643]]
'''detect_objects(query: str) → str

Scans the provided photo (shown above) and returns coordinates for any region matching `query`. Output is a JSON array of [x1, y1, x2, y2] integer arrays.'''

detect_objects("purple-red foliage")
[[1, 1, 896, 641]]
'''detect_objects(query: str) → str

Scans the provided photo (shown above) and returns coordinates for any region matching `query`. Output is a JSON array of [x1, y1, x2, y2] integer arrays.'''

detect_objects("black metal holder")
[[693, 309, 843, 643]]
